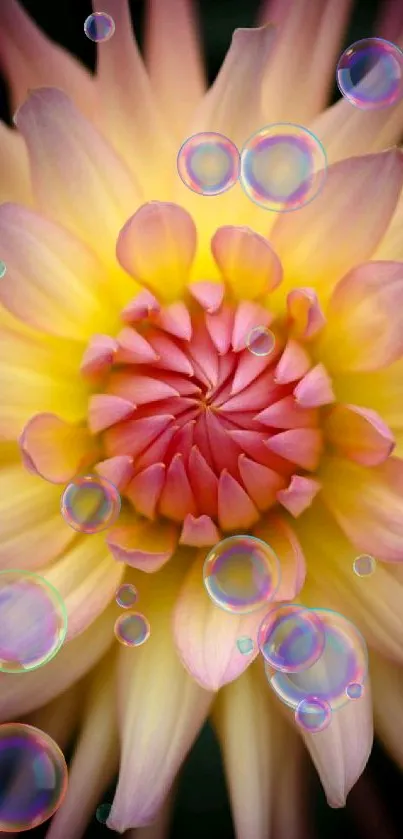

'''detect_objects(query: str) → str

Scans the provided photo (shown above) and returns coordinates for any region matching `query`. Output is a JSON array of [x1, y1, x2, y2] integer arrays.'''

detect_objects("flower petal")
[[266, 428, 323, 471], [116, 202, 197, 301], [218, 470, 260, 530], [106, 519, 178, 571], [293, 363, 335, 408], [257, 396, 318, 429], [108, 563, 213, 830], [211, 226, 282, 300], [14, 88, 141, 276], [287, 287, 326, 341], [188, 281, 225, 313], [159, 453, 197, 521], [270, 151, 403, 303], [88, 394, 135, 434], [253, 513, 306, 601], [95, 455, 134, 490], [324, 404, 395, 467], [126, 463, 166, 520], [277, 474, 322, 518], [238, 455, 286, 511], [371, 652, 403, 770], [179, 514, 220, 547], [19, 413, 98, 484], [0, 122, 32, 206], [274, 339, 311, 384], [173, 553, 267, 690]]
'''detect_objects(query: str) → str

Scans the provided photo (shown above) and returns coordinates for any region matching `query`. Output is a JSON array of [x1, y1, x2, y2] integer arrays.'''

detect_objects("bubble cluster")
[[203, 535, 281, 614], [84, 12, 115, 43], [353, 554, 376, 577], [337, 38, 403, 110], [96, 802, 112, 824], [0, 570, 67, 674], [258, 604, 325, 673], [61, 475, 121, 534], [346, 682, 364, 700], [267, 608, 368, 712], [115, 583, 138, 609], [246, 326, 276, 357], [240, 123, 327, 212], [295, 697, 332, 733], [0, 261, 6, 278], [236, 636, 255, 655], [177, 132, 240, 196], [114, 612, 150, 647], [0, 724, 68, 832]]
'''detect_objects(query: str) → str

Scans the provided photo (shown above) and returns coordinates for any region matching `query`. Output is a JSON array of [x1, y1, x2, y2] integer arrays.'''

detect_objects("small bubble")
[[246, 325, 275, 357], [115, 583, 138, 609], [84, 12, 115, 43], [353, 554, 376, 577], [337, 38, 403, 110], [177, 132, 240, 196], [236, 636, 255, 655], [96, 802, 112, 824], [61, 475, 121, 534], [114, 612, 150, 647], [0, 261, 6, 278], [346, 682, 364, 700], [295, 697, 332, 733], [203, 535, 281, 614]]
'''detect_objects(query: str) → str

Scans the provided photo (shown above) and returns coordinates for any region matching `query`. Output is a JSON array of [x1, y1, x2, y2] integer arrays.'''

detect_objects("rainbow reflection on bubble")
[[246, 326, 276, 357], [0, 570, 67, 674], [295, 697, 332, 734], [84, 12, 115, 42], [346, 682, 364, 700], [115, 583, 138, 609], [177, 132, 240, 196], [114, 612, 150, 647], [258, 604, 325, 673], [240, 123, 327, 212], [61, 475, 121, 534], [0, 724, 68, 832], [353, 554, 376, 577], [203, 535, 281, 615], [266, 608, 368, 712], [236, 636, 255, 655], [337, 38, 403, 110]]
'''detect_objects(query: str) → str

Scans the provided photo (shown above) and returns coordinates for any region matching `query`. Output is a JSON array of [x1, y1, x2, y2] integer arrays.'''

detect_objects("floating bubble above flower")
[[96, 802, 112, 824], [0, 570, 67, 674], [61, 475, 121, 534], [337, 38, 403, 110], [240, 123, 327, 212], [353, 554, 376, 577], [114, 612, 150, 647], [84, 12, 115, 43], [0, 724, 68, 832], [236, 636, 255, 655], [0, 261, 6, 278], [295, 696, 332, 734], [203, 535, 281, 615], [115, 583, 138, 609], [258, 604, 325, 673], [177, 132, 240, 196], [246, 325, 276, 357], [267, 608, 368, 712], [346, 682, 364, 700]]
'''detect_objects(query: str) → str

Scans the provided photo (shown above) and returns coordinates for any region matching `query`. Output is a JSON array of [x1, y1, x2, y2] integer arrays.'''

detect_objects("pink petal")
[[293, 363, 335, 408], [88, 394, 135, 434], [277, 475, 322, 518], [205, 411, 242, 477], [266, 429, 323, 471], [287, 288, 326, 340], [325, 405, 395, 467], [115, 327, 159, 364], [107, 519, 178, 571], [107, 372, 179, 404], [187, 317, 219, 387], [126, 463, 166, 519], [173, 554, 268, 690], [80, 335, 118, 379], [253, 514, 306, 601], [154, 301, 192, 340], [95, 455, 134, 490], [257, 395, 318, 429], [104, 414, 173, 459], [275, 339, 311, 384], [166, 421, 196, 464], [229, 430, 292, 473], [179, 514, 220, 547], [238, 455, 287, 511], [147, 331, 194, 376], [206, 304, 234, 355], [188, 446, 219, 519], [158, 453, 197, 521], [220, 369, 281, 413], [135, 424, 178, 471], [231, 348, 277, 396], [218, 470, 260, 530], [323, 261, 403, 372], [121, 289, 160, 323], [232, 301, 272, 352], [271, 151, 403, 301], [211, 226, 282, 299], [116, 202, 197, 300], [19, 413, 97, 484], [188, 281, 225, 313]]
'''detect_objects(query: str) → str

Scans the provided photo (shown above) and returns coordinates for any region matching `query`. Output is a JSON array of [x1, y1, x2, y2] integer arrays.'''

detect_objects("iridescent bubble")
[[295, 697, 332, 734], [346, 682, 364, 700], [353, 554, 376, 577], [0, 570, 67, 674], [96, 802, 112, 824], [61, 475, 121, 534], [240, 123, 327, 212], [177, 132, 240, 196], [203, 535, 281, 615], [267, 608, 368, 712], [0, 261, 6, 278], [84, 12, 115, 43], [258, 604, 325, 673], [115, 583, 138, 609], [337, 38, 403, 110], [0, 723, 68, 832], [114, 612, 150, 647], [236, 636, 255, 655], [246, 326, 275, 357]]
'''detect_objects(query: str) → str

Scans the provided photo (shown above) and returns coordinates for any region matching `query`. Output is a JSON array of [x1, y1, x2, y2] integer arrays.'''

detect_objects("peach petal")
[[211, 226, 282, 300], [229, 430, 291, 473], [117, 202, 197, 301], [173, 554, 268, 690], [325, 404, 395, 467], [205, 411, 242, 477], [277, 474, 322, 518], [88, 394, 135, 434], [188, 446, 219, 519], [266, 428, 323, 471], [19, 413, 97, 484], [158, 453, 197, 521], [257, 395, 318, 429], [188, 281, 225, 313], [135, 425, 178, 471], [104, 414, 174, 459], [121, 289, 161, 323], [115, 327, 159, 365], [322, 261, 403, 372], [287, 288, 326, 340], [187, 318, 219, 386], [254, 514, 306, 601], [206, 304, 234, 355], [107, 519, 178, 572], [271, 151, 403, 302], [238, 454, 286, 511], [231, 348, 276, 396], [179, 514, 221, 547], [220, 369, 280, 413], [0, 121, 32, 206], [154, 301, 193, 341], [275, 339, 311, 384], [232, 301, 273, 352], [126, 463, 166, 520], [95, 455, 134, 490], [218, 470, 260, 530], [293, 363, 335, 408], [147, 331, 194, 376], [107, 372, 179, 404], [80, 335, 118, 379]]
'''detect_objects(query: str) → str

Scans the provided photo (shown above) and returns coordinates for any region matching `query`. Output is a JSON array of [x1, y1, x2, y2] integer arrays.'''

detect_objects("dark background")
[[2, 0, 402, 837]]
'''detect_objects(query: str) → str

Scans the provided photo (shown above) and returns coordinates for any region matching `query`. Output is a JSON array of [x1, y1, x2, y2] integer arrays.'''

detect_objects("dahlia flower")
[[1, 0, 403, 836]]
